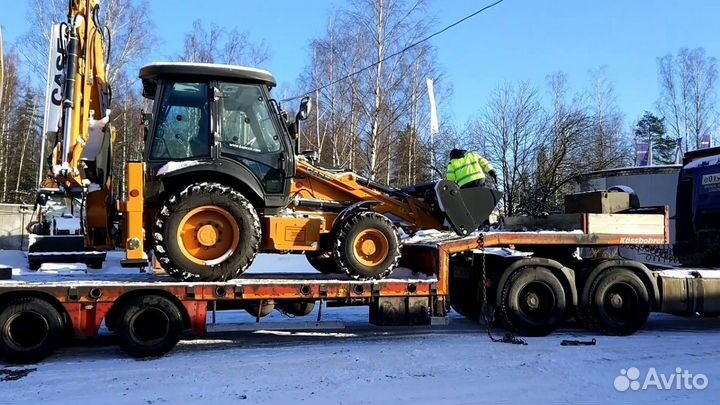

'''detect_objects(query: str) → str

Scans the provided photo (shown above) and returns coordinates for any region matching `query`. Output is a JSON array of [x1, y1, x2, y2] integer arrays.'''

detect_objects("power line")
[[282, 0, 507, 103]]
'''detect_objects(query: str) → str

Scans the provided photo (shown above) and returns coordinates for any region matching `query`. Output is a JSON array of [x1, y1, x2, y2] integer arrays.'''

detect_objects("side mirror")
[[139, 110, 152, 126], [296, 96, 312, 122]]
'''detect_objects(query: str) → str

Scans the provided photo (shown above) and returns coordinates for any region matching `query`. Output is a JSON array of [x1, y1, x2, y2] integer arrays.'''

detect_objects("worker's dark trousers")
[[460, 179, 485, 189]]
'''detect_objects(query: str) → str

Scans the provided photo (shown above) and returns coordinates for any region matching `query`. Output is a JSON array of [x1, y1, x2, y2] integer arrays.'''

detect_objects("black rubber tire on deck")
[[498, 267, 567, 337], [116, 295, 184, 358], [0, 297, 65, 364], [586, 268, 650, 336], [305, 251, 341, 274], [154, 182, 261, 281], [333, 211, 401, 280]]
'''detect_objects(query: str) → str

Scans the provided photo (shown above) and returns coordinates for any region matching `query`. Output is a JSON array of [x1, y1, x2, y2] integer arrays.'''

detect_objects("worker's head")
[[449, 149, 466, 160]]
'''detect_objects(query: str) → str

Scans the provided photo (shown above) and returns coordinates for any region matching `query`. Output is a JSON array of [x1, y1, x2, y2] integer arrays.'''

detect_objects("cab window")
[[150, 82, 210, 159], [219, 83, 281, 153]]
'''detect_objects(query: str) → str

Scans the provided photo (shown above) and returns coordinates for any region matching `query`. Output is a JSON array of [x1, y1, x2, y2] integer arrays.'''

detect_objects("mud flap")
[[434, 180, 501, 235]]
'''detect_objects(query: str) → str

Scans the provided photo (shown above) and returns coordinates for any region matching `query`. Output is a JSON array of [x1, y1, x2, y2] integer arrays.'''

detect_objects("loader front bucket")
[[434, 180, 501, 235]]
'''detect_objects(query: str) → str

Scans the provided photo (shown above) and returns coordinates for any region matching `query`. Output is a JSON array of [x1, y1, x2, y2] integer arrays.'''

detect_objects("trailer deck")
[[0, 209, 678, 363]]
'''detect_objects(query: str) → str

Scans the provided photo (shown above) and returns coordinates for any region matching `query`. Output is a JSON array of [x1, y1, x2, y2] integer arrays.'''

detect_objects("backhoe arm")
[[41, 0, 114, 248]]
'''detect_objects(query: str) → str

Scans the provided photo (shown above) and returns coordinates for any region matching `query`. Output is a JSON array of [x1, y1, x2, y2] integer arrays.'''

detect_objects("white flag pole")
[[426, 77, 439, 176]]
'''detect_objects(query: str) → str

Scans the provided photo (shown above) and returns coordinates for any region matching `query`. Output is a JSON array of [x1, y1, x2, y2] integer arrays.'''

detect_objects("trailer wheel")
[[155, 182, 261, 281], [305, 251, 341, 274], [586, 268, 650, 336], [244, 300, 275, 318], [499, 267, 567, 336], [277, 300, 316, 316], [333, 211, 401, 280], [116, 295, 183, 358], [0, 297, 65, 364]]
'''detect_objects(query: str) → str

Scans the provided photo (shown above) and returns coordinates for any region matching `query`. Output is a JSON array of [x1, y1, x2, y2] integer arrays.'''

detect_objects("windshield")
[[218, 83, 281, 154]]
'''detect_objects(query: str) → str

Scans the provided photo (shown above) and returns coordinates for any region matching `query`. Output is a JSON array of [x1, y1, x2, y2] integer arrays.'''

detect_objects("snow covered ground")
[[1, 250, 719, 404]]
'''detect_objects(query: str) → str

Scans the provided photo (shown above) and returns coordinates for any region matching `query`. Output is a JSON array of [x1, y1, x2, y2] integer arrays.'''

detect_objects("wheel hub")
[[609, 293, 624, 309], [197, 224, 219, 246], [353, 229, 390, 267], [177, 205, 240, 265], [359, 239, 378, 256], [526, 292, 540, 310], [6, 311, 49, 350], [518, 281, 556, 322]]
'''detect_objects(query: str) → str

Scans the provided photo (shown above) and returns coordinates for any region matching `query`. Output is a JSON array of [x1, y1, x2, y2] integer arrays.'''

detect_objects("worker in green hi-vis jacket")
[[446, 149, 497, 188]]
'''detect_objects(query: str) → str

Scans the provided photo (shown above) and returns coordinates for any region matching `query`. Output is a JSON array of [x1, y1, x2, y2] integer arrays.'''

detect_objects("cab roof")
[[139, 62, 277, 87], [139, 62, 277, 99]]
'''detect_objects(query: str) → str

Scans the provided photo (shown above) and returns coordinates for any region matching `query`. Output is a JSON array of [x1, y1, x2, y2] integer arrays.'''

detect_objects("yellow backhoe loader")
[[29, 0, 500, 282]]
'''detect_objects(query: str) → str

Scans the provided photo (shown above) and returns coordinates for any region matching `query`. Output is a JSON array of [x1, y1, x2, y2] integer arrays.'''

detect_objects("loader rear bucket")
[[434, 180, 501, 236]]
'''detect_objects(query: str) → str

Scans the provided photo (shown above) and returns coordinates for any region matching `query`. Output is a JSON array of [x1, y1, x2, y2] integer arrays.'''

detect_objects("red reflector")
[[129, 189, 140, 198]]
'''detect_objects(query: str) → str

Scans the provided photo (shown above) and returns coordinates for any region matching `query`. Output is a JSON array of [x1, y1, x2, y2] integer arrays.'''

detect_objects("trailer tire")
[[333, 211, 401, 280], [586, 268, 650, 336], [244, 300, 275, 318], [155, 182, 261, 281], [305, 251, 341, 274], [576, 306, 598, 331], [116, 295, 183, 358], [498, 267, 567, 336], [0, 297, 64, 364], [277, 300, 316, 316]]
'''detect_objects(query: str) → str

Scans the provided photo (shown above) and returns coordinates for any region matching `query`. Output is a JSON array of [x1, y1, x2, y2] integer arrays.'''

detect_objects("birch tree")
[[468, 82, 543, 216], [20, 0, 155, 88], [179, 20, 269, 66], [658, 48, 718, 150]]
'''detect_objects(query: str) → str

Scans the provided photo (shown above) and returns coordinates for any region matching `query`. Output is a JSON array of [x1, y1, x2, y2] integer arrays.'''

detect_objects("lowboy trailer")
[[3, 206, 720, 364]]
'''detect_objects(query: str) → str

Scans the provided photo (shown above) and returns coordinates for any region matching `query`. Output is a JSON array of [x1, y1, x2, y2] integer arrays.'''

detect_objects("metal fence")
[[0, 203, 34, 250]]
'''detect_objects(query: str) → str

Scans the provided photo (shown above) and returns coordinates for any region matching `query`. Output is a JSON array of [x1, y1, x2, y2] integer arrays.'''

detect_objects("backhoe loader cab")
[[140, 63, 297, 209], [136, 62, 499, 283]]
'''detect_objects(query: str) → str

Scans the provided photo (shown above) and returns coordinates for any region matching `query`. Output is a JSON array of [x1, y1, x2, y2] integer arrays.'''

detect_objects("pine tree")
[[634, 111, 676, 164]]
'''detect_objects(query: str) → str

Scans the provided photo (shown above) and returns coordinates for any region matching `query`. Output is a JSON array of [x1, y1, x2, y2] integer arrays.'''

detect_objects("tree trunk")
[[15, 101, 36, 193]]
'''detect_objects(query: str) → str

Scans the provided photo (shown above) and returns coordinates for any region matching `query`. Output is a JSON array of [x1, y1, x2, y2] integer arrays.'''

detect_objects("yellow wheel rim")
[[353, 229, 390, 267], [177, 205, 240, 266]]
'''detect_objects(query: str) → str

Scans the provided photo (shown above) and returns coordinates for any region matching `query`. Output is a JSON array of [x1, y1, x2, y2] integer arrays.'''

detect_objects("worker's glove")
[[489, 170, 498, 183]]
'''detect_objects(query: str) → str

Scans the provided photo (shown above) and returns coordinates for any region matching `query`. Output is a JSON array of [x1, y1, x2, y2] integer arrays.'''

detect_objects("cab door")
[[215, 82, 293, 205]]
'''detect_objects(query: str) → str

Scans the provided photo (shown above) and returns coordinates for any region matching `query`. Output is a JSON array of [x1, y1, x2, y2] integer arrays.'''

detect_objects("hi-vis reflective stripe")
[[456, 171, 485, 186], [454, 161, 480, 172]]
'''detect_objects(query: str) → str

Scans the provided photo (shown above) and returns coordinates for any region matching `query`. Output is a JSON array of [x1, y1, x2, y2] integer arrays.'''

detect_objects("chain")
[[479, 234, 528, 345], [480, 234, 489, 322]]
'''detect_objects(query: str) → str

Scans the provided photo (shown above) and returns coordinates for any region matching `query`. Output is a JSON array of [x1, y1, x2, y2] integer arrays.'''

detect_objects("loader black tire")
[[333, 211, 401, 280], [116, 295, 183, 358], [498, 267, 567, 336], [154, 182, 261, 282], [585, 268, 650, 336], [0, 297, 65, 364], [305, 251, 341, 274]]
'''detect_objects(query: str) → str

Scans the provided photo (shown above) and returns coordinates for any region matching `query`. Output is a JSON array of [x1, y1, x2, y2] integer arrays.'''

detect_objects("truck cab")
[[139, 62, 297, 211], [675, 146, 720, 265]]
